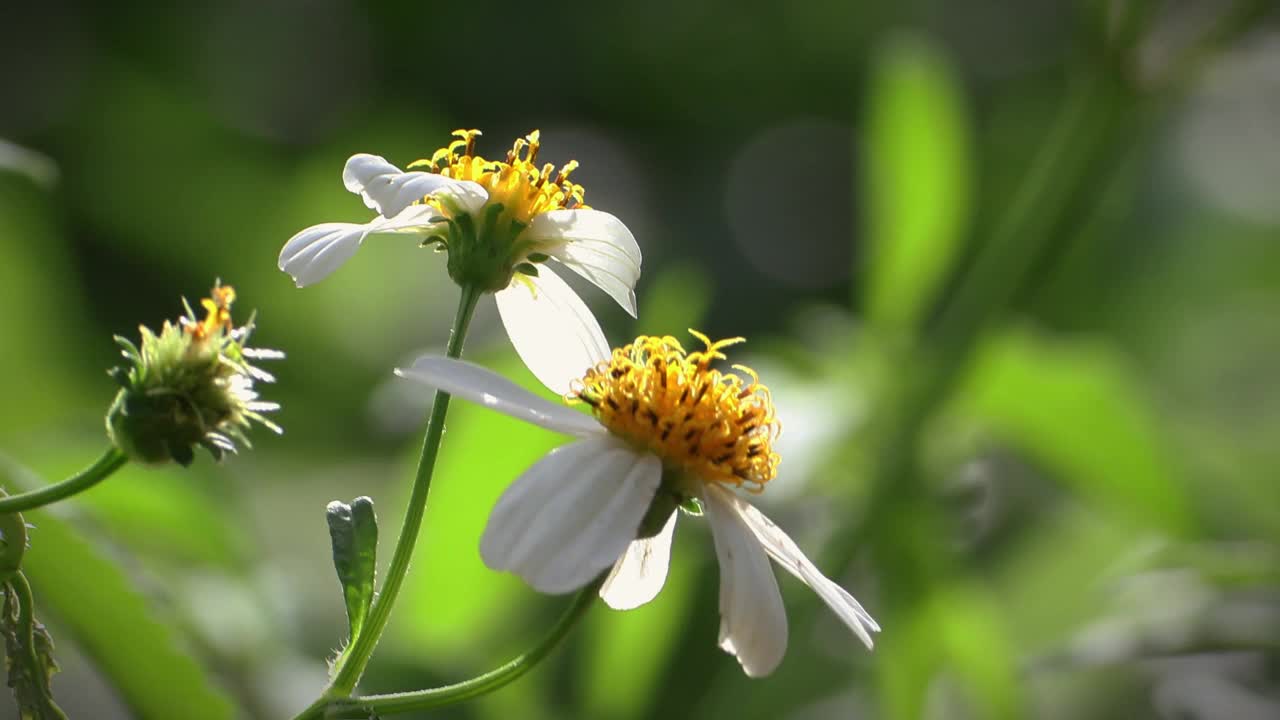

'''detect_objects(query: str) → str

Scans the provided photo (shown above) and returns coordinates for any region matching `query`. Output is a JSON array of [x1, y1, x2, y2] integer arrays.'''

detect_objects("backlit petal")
[[343, 153, 472, 218], [278, 206, 444, 288], [723, 488, 879, 648], [395, 356, 603, 438], [495, 266, 611, 396], [480, 436, 662, 594], [278, 222, 369, 288], [530, 209, 642, 317], [703, 484, 788, 677], [600, 510, 677, 611]]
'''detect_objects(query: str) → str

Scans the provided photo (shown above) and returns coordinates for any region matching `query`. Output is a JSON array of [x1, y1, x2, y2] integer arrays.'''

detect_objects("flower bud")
[[105, 283, 282, 466]]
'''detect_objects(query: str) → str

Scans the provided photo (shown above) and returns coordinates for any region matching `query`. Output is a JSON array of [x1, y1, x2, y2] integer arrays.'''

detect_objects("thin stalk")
[[0, 447, 127, 514], [315, 577, 603, 719], [325, 284, 483, 697], [6, 572, 69, 720]]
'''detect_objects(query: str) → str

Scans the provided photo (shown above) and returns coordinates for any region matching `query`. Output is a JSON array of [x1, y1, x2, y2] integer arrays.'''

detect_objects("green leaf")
[[948, 328, 1195, 535], [326, 497, 378, 646], [0, 456, 239, 720], [863, 34, 971, 334]]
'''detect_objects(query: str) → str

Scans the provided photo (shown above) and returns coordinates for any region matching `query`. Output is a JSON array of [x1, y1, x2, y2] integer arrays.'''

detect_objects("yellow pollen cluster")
[[187, 284, 236, 342], [570, 331, 781, 492], [409, 129, 588, 224]]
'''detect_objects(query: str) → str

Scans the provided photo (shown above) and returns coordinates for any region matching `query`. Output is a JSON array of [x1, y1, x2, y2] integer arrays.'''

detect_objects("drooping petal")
[[278, 206, 444, 288], [395, 356, 604, 438], [599, 510, 678, 611], [495, 266, 611, 396], [716, 486, 880, 648], [480, 436, 662, 594], [702, 484, 788, 677], [528, 209, 642, 317], [342, 153, 478, 218], [278, 222, 370, 288]]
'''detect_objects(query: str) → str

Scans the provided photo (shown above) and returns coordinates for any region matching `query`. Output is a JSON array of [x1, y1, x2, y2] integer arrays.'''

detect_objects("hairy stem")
[[306, 576, 603, 719], [324, 284, 483, 697]]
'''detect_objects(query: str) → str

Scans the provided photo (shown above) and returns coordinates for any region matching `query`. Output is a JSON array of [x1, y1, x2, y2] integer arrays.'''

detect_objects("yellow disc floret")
[[570, 330, 781, 492], [409, 129, 587, 226]]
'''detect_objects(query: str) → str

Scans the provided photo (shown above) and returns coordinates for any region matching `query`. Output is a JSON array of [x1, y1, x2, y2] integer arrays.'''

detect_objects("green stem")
[[324, 284, 482, 697], [0, 447, 127, 515], [313, 576, 603, 719], [6, 572, 69, 720]]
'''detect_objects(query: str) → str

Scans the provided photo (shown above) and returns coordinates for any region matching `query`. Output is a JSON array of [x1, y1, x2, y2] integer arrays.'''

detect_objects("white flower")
[[279, 129, 642, 394], [394, 330, 879, 677]]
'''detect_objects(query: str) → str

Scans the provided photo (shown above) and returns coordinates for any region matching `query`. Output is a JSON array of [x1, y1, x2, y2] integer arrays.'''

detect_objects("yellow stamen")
[[570, 331, 781, 492], [407, 128, 589, 225], [189, 284, 236, 342]]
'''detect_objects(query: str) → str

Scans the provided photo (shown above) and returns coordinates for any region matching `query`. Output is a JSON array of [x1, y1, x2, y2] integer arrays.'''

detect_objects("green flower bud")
[[105, 283, 282, 466]]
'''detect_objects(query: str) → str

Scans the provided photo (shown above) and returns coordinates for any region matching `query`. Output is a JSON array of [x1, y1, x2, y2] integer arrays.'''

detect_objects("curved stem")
[[310, 576, 603, 719], [325, 284, 483, 697], [5, 572, 69, 719], [0, 447, 127, 514]]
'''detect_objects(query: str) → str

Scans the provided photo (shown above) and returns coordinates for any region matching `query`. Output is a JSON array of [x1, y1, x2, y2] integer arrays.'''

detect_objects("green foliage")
[[863, 34, 971, 335], [326, 497, 378, 654], [1, 457, 239, 720], [947, 328, 1195, 536]]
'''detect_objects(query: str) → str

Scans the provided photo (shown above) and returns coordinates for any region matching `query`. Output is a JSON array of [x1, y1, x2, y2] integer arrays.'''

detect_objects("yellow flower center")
[[408, 129, 588, 225], [570, 331, 781, 492]]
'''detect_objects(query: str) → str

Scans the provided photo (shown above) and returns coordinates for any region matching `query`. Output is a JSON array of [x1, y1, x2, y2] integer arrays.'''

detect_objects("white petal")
[[395, 356, 604, 438], [495, 266, 611, 396], [278, 222, 370, 288], [718, 486, 880, 648], [277, 206, 444, 288], [434, 180, 489, 217], [702, 484, 788, 677], [342, 153, 470, 218], [600, 510, 677, 611], [480, 436, 662, 594], [529, 209, 642, 317]]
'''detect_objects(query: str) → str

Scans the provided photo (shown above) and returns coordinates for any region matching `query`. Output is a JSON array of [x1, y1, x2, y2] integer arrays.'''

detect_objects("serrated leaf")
[[0, 455, 239, 720], [948, 328, 1194, 535], [864, 34, 971, 334]]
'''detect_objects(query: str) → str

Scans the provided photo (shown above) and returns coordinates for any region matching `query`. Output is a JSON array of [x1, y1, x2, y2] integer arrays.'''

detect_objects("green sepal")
[[326, 497, 378, 646], [637, 491, 682, 539], [678, 496, 705, 516]]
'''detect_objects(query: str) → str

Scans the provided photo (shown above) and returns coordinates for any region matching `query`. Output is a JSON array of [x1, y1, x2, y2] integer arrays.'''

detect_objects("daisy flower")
[[395, 330, 879, 677], [279, 129, 641, 393]]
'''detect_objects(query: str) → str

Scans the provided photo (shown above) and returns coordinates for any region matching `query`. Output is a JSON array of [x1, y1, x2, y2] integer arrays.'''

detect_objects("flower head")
[[396, 330, 878, 677], [571, 331, 781, 492], [107, 283, 282, 466], [279, 130, 642, 394]]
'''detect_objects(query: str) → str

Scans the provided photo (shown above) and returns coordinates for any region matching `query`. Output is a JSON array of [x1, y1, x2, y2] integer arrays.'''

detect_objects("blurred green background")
[[2, 1, 1279, 718]]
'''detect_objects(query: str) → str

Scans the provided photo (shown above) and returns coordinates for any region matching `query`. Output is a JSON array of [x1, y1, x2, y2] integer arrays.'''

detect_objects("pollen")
[[570, 331, 781, 492], [187, 283, 237, 343], [408, 129, 588, 225]]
